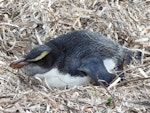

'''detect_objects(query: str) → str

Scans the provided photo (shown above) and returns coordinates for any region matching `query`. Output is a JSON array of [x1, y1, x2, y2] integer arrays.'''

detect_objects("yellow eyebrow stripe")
[[27, 51, 49, 62]]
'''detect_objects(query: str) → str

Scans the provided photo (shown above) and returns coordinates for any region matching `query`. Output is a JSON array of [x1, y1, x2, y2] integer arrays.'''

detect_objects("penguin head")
[[10, 45, 55, 76], [24, 45, 51, 62]]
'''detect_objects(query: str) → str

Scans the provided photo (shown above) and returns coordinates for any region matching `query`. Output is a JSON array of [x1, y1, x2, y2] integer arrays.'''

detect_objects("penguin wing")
[[77, 56, 116, 85]]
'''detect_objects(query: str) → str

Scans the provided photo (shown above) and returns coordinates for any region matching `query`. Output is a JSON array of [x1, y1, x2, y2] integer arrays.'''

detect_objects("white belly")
[[34, 68, 91, 88], [33, 58, 115, 88]]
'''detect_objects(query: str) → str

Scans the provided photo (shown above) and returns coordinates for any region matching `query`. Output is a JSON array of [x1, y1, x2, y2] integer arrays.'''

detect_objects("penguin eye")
[[26, 51, 49, 62]]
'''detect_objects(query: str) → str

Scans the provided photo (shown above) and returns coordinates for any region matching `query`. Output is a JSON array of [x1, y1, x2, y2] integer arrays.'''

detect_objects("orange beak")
[[10, 58, 28, 69]]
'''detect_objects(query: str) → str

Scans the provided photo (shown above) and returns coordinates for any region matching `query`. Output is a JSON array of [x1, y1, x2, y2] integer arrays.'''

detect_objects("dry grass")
[[0, 0, 150, 112]]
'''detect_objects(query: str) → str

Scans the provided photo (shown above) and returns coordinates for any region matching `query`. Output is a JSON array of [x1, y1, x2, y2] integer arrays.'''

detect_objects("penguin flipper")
[[77, 56, 116, 85]]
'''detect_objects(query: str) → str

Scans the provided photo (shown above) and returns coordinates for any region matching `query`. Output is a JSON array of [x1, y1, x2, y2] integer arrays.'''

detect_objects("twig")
[[98, 80, 116, 108], [0, 23, 19, 28], [35, 29, 43, 45], [15, 103, 26, 113], [5, 38, 17, 52], [117, 77, 150, 86], [124, 100, 150, 106]]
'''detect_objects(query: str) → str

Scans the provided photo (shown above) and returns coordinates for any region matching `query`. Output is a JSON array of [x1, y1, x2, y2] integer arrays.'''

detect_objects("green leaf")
[[106, 97, 113, 106]]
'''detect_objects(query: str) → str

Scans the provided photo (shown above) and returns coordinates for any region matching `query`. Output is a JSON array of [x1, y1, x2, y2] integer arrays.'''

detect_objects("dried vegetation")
[[0, 0, 150, 112]]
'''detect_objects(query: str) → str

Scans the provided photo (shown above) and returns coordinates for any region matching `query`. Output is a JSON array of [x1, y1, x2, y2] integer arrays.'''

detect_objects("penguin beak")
[[10, 58, 28, 69]]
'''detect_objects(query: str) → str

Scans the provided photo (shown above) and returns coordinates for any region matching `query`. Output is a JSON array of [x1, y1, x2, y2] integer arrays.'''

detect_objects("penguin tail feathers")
[[133, 50, 142, 59], [123, 49, 141, 65]]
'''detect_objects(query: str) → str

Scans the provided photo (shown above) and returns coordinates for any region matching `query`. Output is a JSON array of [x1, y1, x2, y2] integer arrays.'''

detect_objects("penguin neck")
[[45, 41, 60, 57], [45, 40, 66, 68]]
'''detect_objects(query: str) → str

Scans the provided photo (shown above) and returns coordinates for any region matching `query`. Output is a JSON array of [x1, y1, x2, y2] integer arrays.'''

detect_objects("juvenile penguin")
[[10, 30, 137, 88]]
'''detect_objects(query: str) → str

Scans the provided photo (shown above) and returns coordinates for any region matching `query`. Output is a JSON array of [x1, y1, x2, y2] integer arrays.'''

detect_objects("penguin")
[[10, 30, 138, 88]]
